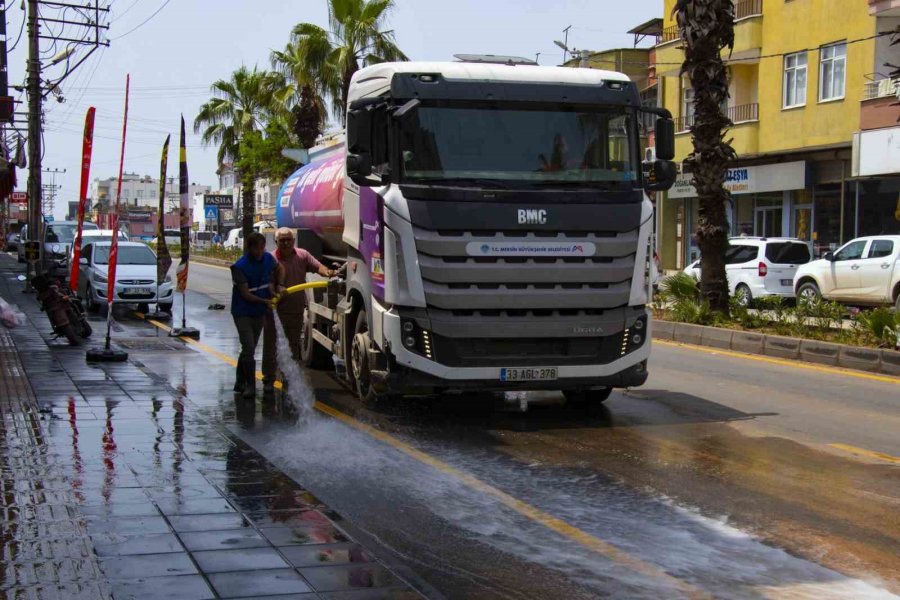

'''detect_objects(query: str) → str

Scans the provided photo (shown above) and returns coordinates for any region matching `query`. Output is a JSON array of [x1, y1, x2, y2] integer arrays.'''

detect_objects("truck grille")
[[413, 227, 636, 312]]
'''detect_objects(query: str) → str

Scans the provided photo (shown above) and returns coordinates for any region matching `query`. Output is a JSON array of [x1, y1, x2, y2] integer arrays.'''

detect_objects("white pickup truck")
[[793, 235, 900, 310]]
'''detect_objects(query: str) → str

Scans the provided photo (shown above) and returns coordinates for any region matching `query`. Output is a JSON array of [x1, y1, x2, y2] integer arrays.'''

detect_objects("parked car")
[[74, 241, 174, 313], [684, 237, 812, 306], [793, 235, 900, 309], [17, 221, 100, 276], [66, 229, 128, 266], [223, 227, 243, 249], [5, 232, 20, 251], [191, 230, 213, 250]]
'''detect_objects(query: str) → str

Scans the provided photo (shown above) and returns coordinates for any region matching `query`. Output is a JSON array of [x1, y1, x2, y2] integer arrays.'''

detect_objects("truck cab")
[[293, 60, 676, 404]]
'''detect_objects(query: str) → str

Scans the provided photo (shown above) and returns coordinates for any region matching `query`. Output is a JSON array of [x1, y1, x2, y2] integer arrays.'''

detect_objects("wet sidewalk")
[[0, 259, 422, 600]]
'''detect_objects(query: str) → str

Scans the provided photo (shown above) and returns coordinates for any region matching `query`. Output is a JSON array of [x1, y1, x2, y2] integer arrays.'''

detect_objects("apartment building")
[[656, 0, 900, 269]]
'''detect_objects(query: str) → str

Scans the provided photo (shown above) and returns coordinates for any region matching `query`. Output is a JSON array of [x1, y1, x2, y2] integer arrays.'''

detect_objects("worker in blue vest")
[[230, 232, 284, 401]]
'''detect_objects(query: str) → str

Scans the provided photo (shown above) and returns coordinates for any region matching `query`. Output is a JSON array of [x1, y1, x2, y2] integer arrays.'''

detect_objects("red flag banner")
[[69, 107, 96, 291], [156, 135, 172, 285], [107, 75, 130, 305], [175, 116, 189, 293]]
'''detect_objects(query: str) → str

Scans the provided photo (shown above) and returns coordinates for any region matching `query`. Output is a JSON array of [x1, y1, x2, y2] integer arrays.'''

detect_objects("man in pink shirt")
[[262, 227, 337, 395]]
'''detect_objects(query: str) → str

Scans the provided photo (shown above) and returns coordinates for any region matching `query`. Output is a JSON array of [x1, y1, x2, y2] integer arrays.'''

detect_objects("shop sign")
[[853, 127, 900, 177], [668, 161, 807, 199]]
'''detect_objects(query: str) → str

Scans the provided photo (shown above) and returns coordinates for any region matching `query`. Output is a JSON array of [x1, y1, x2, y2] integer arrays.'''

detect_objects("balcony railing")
[[661, 24, 680, 44], [863, 78, 899, 101], [675, 103, 759, 133], [735, 0, 763, 20]]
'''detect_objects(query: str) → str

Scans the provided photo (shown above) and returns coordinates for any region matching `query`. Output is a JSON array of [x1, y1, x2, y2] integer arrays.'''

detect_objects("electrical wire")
[[110, 0, 140, 23], [110, 0, 170, 40], [7, 4, 26, 52]]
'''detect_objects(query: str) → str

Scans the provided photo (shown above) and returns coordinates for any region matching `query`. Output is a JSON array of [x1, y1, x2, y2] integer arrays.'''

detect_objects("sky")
[[6, 0, 661, 220]]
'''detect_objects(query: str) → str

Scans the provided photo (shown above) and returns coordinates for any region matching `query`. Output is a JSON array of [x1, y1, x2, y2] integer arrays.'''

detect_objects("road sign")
[[11, 192, 27, 202], [205, 206, 218, 221], [204, 194, 232, 207]]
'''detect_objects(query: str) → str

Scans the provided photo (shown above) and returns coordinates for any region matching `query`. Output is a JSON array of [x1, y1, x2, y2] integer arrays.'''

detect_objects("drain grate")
[[114, 338, 186, 351]]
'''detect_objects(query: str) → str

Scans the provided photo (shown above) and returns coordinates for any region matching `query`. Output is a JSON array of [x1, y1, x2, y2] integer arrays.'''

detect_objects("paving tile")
[[280, 544, 375, 568], [192, 547, 290, 573], [99, 552, 197, 579], [263, 522, 349, 546], [80, 501, 161, 518], [208, 569, 313, 598], [156, 497, 236, 516], [320, 590, 422, 600], [108, 574, 215, 600], [248, 509, 330, 529], [85, 515, 171, 536], [179, 528, 269, 552], [91, 532, 184, 556], [299, 564, 398, 592], [168, 512, 249, 532]]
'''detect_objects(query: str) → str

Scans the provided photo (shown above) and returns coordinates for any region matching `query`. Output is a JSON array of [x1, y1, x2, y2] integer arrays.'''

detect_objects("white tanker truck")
[[276, 58, 676, 404]]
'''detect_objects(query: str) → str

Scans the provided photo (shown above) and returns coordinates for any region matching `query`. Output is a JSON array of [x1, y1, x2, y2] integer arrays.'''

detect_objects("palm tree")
[[194, 66, 279, 240], [271, 42, 328, 148], [675, 0, 737, 314], [290, 0, 407, 119]]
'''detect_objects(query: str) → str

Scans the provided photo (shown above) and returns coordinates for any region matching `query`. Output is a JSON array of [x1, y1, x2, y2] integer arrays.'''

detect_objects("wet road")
[[16, 256, 900, 599]]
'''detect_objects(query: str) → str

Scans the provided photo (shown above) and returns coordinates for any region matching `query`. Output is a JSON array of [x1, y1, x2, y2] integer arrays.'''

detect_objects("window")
[[867, 240, 895, 259], [783, 52, 807, 108], [725, 244, 759, 264], [150, 190, 156, 198], [136, 190, 143, 199], [833, 240, 866, 261], [682, 87, 695, 130], [765, 242, 811, 264], [819, 42, 846, 102]]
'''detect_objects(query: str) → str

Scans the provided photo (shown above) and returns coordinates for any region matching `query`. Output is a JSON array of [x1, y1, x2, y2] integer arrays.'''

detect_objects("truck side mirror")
[[655, 117, 675, 161], [346, 153, 373, 184], [824, 251, 835, 262], [643, 159, 677, 192], [346, 102, 388, 187]]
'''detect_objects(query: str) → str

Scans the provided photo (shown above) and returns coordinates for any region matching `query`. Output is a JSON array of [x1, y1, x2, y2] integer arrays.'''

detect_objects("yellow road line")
[[192, 261, 231, 272], [654, 339, 900, 385], [828, 443, 900, 465], [136, 311, 708, 597]]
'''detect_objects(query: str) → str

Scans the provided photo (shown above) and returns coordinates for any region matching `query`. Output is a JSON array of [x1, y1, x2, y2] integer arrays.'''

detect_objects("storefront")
[[663, 161, 809, 268], [852, 126, 900, 240]]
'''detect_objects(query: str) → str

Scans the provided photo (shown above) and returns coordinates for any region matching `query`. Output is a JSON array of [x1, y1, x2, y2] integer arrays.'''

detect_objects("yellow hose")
[[272, 280, 328, 306]]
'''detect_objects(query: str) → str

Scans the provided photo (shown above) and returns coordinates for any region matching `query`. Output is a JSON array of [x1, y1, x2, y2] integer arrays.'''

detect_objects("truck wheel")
[[734, 284, 752, 308], [797, 281, 821, 304], [350, 309, 382, 405], [300, 301, 331, 370], [564, 388, 612, 405]]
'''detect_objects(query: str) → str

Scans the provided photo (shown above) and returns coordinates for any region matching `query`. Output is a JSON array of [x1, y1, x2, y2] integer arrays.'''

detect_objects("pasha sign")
[[668, 161, 807, 199]]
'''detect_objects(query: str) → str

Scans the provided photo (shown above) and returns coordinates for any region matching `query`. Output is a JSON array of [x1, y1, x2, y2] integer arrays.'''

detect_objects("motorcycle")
[[28, 273, 92, 344]]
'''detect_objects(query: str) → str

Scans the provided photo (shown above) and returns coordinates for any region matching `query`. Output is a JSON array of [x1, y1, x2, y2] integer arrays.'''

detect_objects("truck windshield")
[[399, 104, 638, 188]]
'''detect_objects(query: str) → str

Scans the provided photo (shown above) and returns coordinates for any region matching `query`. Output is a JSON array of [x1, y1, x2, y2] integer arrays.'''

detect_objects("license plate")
[[500, 367, 558, 382], [128, 288, 151, 296], [780, 279, 792, 286]]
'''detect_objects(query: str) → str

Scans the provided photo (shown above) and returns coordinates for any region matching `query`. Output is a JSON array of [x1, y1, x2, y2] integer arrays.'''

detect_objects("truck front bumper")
[[372, 302, 651, 393]]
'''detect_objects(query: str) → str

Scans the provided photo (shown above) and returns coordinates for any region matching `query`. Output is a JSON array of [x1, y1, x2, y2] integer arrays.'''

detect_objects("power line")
[[8, 4, 26, 51], [110, 0, 170, 40]]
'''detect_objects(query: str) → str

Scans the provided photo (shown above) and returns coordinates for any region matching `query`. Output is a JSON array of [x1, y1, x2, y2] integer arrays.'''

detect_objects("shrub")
[[659, 272, 698, 304], [857, 308, 900, 349]]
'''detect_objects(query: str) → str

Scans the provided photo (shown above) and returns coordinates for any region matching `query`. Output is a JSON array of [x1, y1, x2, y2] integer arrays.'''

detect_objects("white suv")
[[684, 237, 812, 305], [793, 235, 900, 309]]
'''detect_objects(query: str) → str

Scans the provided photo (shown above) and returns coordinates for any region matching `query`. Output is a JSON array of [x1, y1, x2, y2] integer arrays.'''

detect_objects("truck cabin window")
[[399, 104, 638, 188]]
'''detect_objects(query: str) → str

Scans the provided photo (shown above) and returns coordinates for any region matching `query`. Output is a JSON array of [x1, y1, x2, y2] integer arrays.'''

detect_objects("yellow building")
[[655, 0, 900, 269]]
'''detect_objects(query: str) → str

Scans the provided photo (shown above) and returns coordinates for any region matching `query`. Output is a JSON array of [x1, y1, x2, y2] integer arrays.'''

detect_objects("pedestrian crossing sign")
[[205, 206, 218, 221]]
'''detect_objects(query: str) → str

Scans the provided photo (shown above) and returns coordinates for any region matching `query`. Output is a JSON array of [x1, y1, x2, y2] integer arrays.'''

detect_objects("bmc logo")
[[517, 209, 547, 225]]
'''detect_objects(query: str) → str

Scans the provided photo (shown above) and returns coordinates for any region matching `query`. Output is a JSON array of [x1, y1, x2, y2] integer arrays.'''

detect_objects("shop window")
[[819, 42, 846, 102], [867, 240, 894, 259], [783, 52, 807, 108], [681, 87, 695, 131]]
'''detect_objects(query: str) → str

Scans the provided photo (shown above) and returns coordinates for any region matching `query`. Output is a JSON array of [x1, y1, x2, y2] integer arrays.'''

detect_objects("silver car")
[[75, 241, 174, 313]]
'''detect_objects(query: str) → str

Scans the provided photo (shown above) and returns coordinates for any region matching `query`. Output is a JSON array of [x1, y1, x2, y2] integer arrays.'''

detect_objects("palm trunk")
[[676, 0, 736, 315], [241, 170, 255, 248], [340, 59, 359, 123]]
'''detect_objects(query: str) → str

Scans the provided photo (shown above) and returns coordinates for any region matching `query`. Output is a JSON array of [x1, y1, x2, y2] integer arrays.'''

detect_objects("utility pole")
[[41, 167, 64, 217], [26, 0, 42, 274], [562, 25, 572, 63]]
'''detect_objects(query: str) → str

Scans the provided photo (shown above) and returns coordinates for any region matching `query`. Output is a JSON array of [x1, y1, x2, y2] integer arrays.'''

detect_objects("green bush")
[[196, 245, 242, 262], [857, 308, 900, 348], [659, 272, 699, 304]]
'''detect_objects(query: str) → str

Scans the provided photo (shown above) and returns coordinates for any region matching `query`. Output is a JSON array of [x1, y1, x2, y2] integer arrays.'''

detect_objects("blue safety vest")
[[231, 253, 276, 317]]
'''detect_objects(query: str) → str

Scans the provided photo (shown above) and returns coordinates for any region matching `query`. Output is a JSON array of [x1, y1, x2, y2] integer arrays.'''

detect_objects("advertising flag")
[[69, 107, 96, 291], [107, 75, 130, 305], [156, 135, 172, 285], [175, 116, 189, 293]]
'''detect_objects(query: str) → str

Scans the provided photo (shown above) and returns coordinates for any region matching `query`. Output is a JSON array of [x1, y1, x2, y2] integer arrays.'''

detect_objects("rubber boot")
[[233, 362, 244, 393], [240, 358, 257, 401], [263, 379, 276, 399]]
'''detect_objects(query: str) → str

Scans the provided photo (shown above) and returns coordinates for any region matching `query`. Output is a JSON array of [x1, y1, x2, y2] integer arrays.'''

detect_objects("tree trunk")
[[241, 170, 255, 249], [340, 59, 359, 123], [676, 0, 736, 315]]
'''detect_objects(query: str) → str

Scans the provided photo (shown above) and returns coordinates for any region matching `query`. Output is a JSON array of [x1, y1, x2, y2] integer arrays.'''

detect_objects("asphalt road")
[[15, 256, 900, 599]]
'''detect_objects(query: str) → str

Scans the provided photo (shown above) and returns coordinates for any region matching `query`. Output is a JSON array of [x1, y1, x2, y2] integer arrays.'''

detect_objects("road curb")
[[656, 319, 899, 377], [192, 255, 234, 267]]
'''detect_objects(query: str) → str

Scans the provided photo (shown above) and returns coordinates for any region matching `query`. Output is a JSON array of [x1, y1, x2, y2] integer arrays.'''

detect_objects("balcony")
[[656, 1, 762, 76], [674, 103, 760, 160], [860, 79, 900, 131], [868, 0, 900, 16]]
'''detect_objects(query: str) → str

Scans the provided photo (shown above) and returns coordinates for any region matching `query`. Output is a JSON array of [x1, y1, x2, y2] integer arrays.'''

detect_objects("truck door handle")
[[850, 264, 860, 270], [882, 263, 891, 269]]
